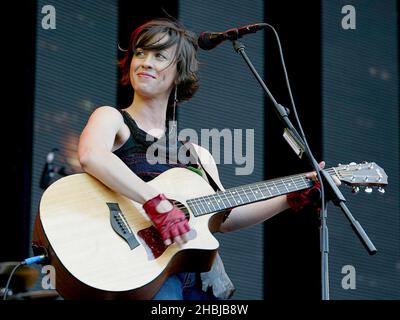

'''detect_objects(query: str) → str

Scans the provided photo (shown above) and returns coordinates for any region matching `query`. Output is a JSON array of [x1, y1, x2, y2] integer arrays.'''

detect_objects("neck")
[[126, 94, 169, 132]]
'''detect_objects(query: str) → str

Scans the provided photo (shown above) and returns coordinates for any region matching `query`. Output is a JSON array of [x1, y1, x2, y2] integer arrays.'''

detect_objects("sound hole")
[[170, 199, 191, 221]]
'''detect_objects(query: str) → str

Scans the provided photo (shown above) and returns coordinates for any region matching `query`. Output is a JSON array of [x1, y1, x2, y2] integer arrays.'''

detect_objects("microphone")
[[198, 22, 267, 50], [40, 148, 58, 189]]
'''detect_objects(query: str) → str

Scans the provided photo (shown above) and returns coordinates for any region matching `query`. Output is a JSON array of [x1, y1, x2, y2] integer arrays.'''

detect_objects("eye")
[[134, 49, 144, 57], [156, 52, 167, 60]]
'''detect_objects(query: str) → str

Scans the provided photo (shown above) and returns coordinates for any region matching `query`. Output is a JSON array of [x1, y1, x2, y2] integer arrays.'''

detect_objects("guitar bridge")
[[107, 203, 139, 250]]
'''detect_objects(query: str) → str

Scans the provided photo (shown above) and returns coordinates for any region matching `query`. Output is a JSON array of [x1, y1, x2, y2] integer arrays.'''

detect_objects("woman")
[[78, 18, 328, 300]]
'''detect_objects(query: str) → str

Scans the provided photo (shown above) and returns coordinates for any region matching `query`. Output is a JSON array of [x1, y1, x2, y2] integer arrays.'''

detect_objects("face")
[[130, 34, 178, 100]]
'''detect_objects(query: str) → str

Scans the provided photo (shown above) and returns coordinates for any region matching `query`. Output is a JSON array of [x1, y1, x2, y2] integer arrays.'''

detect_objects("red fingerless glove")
[[143, 193, 190, 242], [287, 181, 321, 213]]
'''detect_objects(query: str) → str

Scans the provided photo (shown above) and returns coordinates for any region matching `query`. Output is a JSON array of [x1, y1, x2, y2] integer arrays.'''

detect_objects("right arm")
[[78, 106, 163, 204], [78, 106, 191, 245]]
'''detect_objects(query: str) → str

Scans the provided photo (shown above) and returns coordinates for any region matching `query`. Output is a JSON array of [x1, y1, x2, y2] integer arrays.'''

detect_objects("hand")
[[143, 193, 190, 246], [305, 161, 341, 186], [287, 161, 341, 212]]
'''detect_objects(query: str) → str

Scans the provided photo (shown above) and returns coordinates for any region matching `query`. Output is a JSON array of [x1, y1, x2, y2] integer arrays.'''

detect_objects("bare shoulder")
[[85, 106, 126, 132], [90, 106, 124, 123], [80, 106, 127, 148]]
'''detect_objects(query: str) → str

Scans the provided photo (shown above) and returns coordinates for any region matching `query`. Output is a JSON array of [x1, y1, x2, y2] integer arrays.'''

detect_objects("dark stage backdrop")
[[10, 0, 398, 300], [322, 0, 399, 299]]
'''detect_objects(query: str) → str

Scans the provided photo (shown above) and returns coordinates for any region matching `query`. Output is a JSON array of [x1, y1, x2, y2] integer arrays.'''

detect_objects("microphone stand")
[[230, 39, 377, 300]]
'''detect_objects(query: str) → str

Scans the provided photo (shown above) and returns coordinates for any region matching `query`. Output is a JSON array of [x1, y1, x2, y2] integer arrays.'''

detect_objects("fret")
[[203, 200, 214, 214], [282, 178, 293, 192], [197, 197, 208, 214], [251, 185, 263, 200], [205, 195, 217, 212], [208, 194, 219, 211], [256, 184, 267, 198], [195, 200, 204, 215], [215, 193, 226, 210], [278, 180, 288, 194], [210, 194, 221, 211], [225, 192, 235, 207], [204, 196, 213, 211], [189, 200, 201, 216], [271, 181, 280, 196], [287, 177, 297, 192], [280, 179, 290, 193], [292, 176, 301, 189], [234, 188, 247, 205], [187, 200, 195, 216], [306, 177, 313, 187], [298, 176, 306, 187], [221, 193, 232, 208], [246, 186, 258, 202], [241, 187, 251, 203], [230, 190, 240, 205]]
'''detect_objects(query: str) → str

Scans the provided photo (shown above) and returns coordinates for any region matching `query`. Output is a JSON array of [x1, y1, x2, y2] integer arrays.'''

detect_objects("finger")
[[319, 161, 326, 169], [170, 225, 180, 239], [180, 232, 189, 243], [164, 238, 172, 246], [306, 172, 318, 181], [181, 220, 191, 233], [178, 224, 190, 243], [173, 235, 184, 246]]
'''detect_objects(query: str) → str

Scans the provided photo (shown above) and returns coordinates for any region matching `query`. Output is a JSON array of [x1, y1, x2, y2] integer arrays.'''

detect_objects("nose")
[[141, 53, 155, 69]]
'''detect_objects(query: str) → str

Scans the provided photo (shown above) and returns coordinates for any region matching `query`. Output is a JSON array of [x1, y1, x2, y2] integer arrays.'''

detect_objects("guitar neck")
[[187, 167, 337, 217]]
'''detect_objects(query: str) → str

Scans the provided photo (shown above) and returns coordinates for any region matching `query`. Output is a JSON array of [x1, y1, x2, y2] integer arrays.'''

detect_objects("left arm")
[[220, 195, 290, 233], [190, 143, 291, 233]]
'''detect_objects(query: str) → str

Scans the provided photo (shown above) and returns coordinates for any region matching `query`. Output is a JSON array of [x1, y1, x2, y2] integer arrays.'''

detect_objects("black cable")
[[2, 263, 23, 301], [265, 23, 329, 299], [264, 23, 326, 219]]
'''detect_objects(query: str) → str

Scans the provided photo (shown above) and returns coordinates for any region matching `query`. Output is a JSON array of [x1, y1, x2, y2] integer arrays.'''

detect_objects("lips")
[[137, 72, 156, 79]]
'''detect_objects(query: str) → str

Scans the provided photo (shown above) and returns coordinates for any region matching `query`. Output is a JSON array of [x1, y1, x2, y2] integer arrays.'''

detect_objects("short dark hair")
[[119, 18, 199, 104]]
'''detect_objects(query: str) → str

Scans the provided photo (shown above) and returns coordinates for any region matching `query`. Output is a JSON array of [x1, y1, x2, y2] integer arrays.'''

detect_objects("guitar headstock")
[[334, 162, 388, 194]]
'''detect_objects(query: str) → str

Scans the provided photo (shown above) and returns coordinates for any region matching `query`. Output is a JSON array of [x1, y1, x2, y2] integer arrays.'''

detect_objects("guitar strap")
[[180, 140, 231, 222], [180, 140, 221, 192]]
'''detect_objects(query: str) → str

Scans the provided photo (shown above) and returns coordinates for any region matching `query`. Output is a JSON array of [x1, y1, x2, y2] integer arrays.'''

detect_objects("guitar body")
[[33, 168, 226, 300]]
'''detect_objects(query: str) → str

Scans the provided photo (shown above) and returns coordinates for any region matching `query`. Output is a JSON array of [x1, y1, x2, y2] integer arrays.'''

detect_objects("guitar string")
[[185, 166, 379, 216]]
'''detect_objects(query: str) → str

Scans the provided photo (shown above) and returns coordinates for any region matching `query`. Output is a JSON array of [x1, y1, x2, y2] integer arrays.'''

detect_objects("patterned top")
[[113, 109, 235, 299], [114, 110, 199, 181]]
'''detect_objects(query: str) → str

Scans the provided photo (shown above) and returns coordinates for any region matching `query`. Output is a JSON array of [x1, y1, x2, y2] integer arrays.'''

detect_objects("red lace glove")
[[143, 193, 190, 243], [287, 180, 322, 213]]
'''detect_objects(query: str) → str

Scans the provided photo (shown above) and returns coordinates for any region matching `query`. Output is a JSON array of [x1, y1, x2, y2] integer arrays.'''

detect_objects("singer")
[[77, 17, 332, 300]]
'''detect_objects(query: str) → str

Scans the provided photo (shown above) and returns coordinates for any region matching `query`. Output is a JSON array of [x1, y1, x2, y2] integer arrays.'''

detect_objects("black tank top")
[[113, 110, 200, 182]]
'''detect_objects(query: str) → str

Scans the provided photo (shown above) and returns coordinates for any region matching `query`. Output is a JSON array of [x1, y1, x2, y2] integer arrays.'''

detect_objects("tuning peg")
[[378, 187, 385, 194], [365, 187, 373, 193], [352, 186, 360, 193]]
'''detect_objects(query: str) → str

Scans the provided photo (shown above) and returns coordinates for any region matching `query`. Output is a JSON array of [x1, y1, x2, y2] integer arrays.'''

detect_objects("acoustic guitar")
[[32, 162, 387, 299]]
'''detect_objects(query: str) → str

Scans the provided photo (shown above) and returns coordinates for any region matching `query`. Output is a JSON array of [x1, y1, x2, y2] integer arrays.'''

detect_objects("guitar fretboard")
[[187, 168, 336, 217]]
